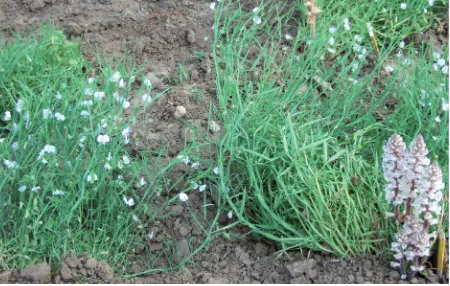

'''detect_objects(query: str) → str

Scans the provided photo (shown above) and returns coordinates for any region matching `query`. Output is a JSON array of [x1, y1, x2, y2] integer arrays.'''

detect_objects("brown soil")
[[0, 0, 447, 284]]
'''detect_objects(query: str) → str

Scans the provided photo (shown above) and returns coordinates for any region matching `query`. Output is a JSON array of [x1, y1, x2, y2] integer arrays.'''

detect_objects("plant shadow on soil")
[[0, 0, 447, 284]]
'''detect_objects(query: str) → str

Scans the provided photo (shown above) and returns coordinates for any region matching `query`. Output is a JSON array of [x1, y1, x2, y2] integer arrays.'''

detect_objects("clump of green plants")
[[0, 25, 181, 272], [210, 0, 448, 259]]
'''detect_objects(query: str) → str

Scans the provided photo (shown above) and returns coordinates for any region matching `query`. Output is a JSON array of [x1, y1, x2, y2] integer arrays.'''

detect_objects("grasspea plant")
[[383, 133, 445, 280]]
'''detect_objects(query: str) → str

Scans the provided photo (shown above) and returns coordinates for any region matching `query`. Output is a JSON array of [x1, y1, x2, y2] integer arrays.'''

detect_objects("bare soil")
[[0, 0, 447, 284]]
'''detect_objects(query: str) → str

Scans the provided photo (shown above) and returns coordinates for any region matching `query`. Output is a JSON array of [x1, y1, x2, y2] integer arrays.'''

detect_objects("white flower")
[[357, 54, 365, 61], [442, 98, 449, 111], [31, 186, 41, 192], [122, 127, 132, 138], [104, 162, 112, 170], [343, 18, 351, 30], [55, 112, 65, 121], [93, 91, 105, 100], [199, 184, 207, 192], [88, 77, 95, 84], [87, 173, 98, 183], [252, 7, 260, 13], [191, 162, 200, 169], [84, 88, 94, 96], [227, 211, 233, 219], [4, 159, 19, 169], [55, 91, 62, 100], [400, 3, 407, 9], [435, 116, 441, 123], [110, 71, 121, 82], [353, 44, 361, 52], [43, 145, 56, 153], [285, 34, 293, 41], [119, 79, 126, 88], [428, 0, 435, 5], [354, 34, 363, 42], [253, 16, 262, 25], [142, 93, 152, 104], [81, 100, 93, 106], [107, 152, 112, 161], [328, 48, 336, 54], [15, 99, 24, 113], [18, 185, 26, 192], [385, 66, 394, 73], [138, 177, 147, 187], [437, 58, 446, 66], [192, 182, 199, 190], [328, 37, 335, 45], [2, 111, 11, 121], [53, 190, 64, 196], [209, 2, 216, 10], [390, 262, 401, 268], [97, 134, 110, 145], [179, 193, 189, 202], [441, 65, 448, 74], [352, 61, 359, 71], [123, 196, 135, 206], [122, 155, 131, 165], [42, 109, 53, 119], [329, 26, 336, 33], [143, 78, 152, 87], [213, 166, 219, 175], [11, 141, 18, 151], [122, 100, 131, 109], [179, 155, 190, 165], [80, 110, 90, 117], [399, 41, 405, 48]]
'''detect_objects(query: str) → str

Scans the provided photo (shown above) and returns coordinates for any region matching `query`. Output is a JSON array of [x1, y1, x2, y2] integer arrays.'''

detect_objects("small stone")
[[348, 274, 355, 283], [362, 260, 372, 270], [179, 226, 190, 237], [135, 245, 145, 254], [389, 270, 400, 280], [150, 243, 163, 251], [0, 270, 11, 283], [78, 268, 86, 276], [254, 242, 268, 257], [174, 239, 190, 264], [208, 277, 229, 284], [365, 270, 373, 277], [174, 106, 187, 119], [209, 120, 221, 133], [131, 263, 142, 274], [53, 275, 61, 284], [410, 278, 419, 284], [171, 205, 184, 216], [186, 30, 196, 44], [85, 258, 98, 269], [60, 264, 74, 281], [356, 276, 364, 283]]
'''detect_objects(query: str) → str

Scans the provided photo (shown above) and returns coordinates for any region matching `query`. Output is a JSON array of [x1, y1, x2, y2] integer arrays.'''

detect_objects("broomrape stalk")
[[383, 134, 445, 281]]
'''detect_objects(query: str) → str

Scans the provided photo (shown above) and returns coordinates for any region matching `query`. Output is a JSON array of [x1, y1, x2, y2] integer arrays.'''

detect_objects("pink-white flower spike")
[[382, 133, 406, 218]]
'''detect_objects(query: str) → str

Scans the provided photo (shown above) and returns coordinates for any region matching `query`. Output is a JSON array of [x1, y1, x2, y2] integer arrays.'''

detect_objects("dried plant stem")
[[311, 0, 316, 40]]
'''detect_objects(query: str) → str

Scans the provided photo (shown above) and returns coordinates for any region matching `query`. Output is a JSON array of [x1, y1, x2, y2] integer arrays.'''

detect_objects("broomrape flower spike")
[[383, 133, 444, 281]]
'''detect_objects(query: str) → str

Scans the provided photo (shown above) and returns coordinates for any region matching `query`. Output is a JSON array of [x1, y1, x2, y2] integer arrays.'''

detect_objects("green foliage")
[[0, 24, 176, 272], [211, 0, 448, 257]]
